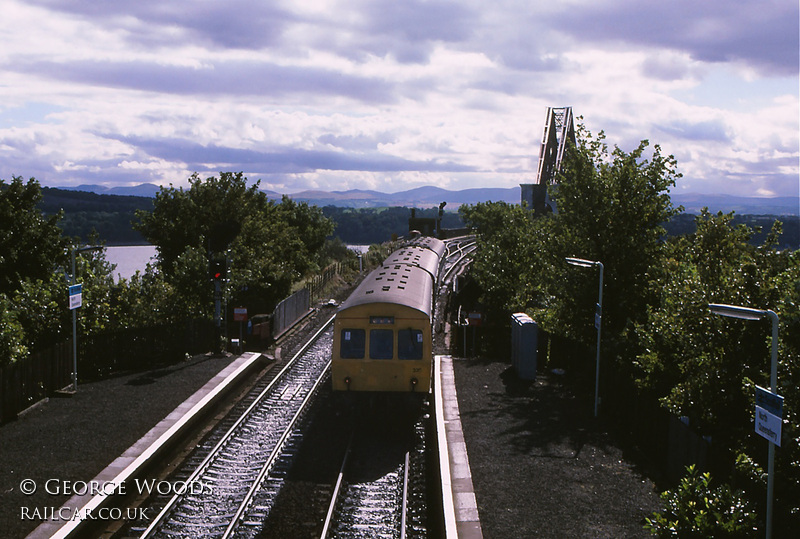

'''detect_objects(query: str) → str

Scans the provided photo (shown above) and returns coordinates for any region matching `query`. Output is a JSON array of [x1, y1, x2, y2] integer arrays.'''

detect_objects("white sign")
[[755, 406, 782, 446], [69, 284, 82, 310], [755, 386, 783, 446]]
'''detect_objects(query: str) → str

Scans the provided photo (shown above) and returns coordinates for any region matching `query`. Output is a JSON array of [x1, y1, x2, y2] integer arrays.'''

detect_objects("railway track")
[[319, 412, 429, 539], [112, 238, 465, 538], [442, 237, 475, 284], [122, 317, 335, 539]]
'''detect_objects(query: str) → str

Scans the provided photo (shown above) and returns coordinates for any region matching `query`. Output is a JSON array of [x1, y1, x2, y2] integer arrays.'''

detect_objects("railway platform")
[[435, 354, 483, 538], [25, 352, 264, 539], [16, 354, 485, 538]]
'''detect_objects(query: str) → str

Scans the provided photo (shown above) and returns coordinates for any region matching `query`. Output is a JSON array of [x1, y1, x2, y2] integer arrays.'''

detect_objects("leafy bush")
[[0, 294, 28, 364], [645, 465, 757, 538]]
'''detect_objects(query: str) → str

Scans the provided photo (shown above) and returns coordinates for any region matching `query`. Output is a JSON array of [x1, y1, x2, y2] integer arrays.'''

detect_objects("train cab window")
[[398, 329, 424, 360], [369, 329, 394, 360], [340, 329, 365, 359]]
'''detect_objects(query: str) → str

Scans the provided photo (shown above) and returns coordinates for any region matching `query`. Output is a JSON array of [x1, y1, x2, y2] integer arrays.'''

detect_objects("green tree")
[[0, 176, 68, 295], [134, 172, 334, 319], [115, 248, 208, 327], [547, 129, 681, 346], [13, 241, 119, 353], [635, 211, 800, 528], [1, 177, 121, 364], [0, 295, 27, 364], [635, 211, 770, 429], [459, 201, 552, 323], [458, 127, 681, 365]]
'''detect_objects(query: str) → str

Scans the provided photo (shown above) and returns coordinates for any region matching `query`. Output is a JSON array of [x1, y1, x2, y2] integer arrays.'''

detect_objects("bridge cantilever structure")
[[522, 106, 576, 215]]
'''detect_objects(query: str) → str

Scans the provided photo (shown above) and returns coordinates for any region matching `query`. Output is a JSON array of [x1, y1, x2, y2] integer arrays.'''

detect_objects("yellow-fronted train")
[[331, 235, 445, 401]]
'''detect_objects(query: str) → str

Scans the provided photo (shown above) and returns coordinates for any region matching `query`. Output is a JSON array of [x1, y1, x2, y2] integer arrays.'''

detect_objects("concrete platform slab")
[[435, 355, 483, 539]]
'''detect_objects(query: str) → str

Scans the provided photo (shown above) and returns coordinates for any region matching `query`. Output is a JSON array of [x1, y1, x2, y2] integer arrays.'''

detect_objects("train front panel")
[[332, 302, 433, 393]]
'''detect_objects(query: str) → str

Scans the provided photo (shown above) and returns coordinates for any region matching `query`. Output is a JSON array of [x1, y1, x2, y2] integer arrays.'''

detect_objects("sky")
[[0, 0, 798, 198]]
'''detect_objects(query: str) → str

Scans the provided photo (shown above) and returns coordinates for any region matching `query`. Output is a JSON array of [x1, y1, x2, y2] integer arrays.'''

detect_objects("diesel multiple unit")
[[331, 236, 445, 394]]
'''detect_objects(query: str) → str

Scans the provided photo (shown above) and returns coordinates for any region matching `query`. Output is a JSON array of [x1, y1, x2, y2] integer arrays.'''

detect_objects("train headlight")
[[410, 377, 418, 391], [344, 376, 351, 389]]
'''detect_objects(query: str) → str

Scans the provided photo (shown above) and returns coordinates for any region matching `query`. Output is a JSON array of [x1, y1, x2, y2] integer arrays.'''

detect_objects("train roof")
[[407, 236, 446, 257], [337, 263, 434, 318], [382, 245, 442, 280]]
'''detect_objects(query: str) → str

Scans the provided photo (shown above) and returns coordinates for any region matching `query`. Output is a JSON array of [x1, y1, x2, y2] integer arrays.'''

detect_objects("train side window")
[[369, 329, 393, 360], [340, 329, 365, 359], [398, 329, 423, 360]]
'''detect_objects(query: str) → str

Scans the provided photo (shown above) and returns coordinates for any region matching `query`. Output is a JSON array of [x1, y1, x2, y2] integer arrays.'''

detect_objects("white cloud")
[[0, 0, 796, 200]]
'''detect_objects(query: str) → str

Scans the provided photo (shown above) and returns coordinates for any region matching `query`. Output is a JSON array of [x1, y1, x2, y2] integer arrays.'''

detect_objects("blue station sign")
[[68, 283, 82, 310]]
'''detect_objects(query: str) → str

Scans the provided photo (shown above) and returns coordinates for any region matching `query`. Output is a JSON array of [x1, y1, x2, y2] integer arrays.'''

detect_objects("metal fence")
[[271, 288, 310, 339], [0, 319, 215, 423], [0, 261, 356, 422], [270, 260, 357, 339], [0, 341, 71, 423]]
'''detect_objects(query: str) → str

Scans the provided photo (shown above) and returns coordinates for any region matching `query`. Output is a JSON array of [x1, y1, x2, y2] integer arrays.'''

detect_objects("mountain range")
[[55, 183, 799, 216]]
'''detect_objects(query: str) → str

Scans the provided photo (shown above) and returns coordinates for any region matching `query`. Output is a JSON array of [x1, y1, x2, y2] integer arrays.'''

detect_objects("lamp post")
[[709, 303, 779, 539], [71, 245, 102, 392], [566, 257, 604, 417]]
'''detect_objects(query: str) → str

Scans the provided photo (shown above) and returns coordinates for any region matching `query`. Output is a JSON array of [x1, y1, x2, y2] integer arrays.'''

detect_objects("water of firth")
[[105, 244, 370, 281]]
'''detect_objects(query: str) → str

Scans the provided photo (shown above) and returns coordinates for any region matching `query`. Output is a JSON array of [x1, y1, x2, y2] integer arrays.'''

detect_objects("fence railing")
[[307, 260, 356, 301], [0, 260, 357, 423], [80, 319, 216, 379], [0, 341, 71, 423], [0, 319, 215, 423], [271, 288, 310, 339]]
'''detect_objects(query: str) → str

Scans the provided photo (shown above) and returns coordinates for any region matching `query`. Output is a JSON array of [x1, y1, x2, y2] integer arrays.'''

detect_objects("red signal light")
[[209, 259, 226, 280]]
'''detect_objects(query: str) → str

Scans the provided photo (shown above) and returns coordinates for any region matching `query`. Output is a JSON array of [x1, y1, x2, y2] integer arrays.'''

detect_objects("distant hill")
[[40, 187, 153, 245], [49, 183, 798, 215], [276, 186, 520, 208], [671, 194, 799, 216], [39, 185, 798, 248], [56, 183, 163, 198]]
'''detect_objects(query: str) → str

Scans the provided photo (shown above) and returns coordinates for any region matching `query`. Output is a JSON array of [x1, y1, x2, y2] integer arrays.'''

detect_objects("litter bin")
[[511, 313, 537, 380]]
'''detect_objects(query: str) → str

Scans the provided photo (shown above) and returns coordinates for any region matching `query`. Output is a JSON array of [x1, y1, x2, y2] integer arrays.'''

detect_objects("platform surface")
[[435, 354, 483, 539]]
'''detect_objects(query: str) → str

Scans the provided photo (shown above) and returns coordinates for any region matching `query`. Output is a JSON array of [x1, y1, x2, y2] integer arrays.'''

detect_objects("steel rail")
[[443, 243, 475, 284], [222, 358, 331, 538], [319, 431, 355, 539], [320, 440, 412, 538], [400, 451, 411, 539], [139, 314, 335, 538]]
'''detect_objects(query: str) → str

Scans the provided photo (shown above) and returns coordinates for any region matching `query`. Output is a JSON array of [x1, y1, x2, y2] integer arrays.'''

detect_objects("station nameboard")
[[755, 385, 783, 447], [68, 284, 82, 310]]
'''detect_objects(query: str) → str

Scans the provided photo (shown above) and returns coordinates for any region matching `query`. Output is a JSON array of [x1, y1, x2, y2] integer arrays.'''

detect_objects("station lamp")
[[709, 303, 779, 539], [565, 257, 604, 417]]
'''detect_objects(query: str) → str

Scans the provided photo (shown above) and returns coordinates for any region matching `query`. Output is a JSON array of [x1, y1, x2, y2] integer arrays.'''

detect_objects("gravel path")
[[453, 357, 662, 538]]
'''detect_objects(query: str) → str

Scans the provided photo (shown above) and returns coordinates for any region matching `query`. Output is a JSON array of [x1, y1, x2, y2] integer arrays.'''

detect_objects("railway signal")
[[209, 258, 227, 281], [209, 256, 228, 350]]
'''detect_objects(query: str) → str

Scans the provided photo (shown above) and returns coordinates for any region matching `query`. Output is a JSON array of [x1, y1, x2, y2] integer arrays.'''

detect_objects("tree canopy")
[[0, 177, 68, 295], [460, 125, 800, 533], [134, 172, 334, 314]]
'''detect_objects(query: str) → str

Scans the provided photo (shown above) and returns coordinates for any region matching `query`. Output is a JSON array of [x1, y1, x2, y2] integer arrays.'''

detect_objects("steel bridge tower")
[[521, 106, 575, 215]]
